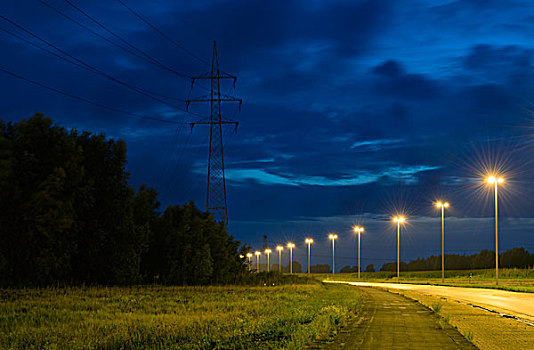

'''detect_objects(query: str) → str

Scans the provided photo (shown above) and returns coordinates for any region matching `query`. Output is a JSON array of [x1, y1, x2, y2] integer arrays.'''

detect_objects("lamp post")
[[276, 246, 283, 273], [486, 175, 504, 285], [255, 251, 261, 272], [329, 234, 338, 277], [352, 226, 364, 279], [246, 252, 253, 270], [393, 216, 405, 282], [287, 243, 295, 274], [265, 249, 272, 272], [435, 202, 449, 283], [305, 238, 313, 276]]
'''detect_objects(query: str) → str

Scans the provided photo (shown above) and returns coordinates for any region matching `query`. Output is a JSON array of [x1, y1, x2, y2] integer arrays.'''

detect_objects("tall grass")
[[0, 283, 360, 349]]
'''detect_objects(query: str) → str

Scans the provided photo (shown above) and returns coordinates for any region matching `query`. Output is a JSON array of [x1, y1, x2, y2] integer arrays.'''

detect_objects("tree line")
[[380, 247, 534, 272], [0, 115, 247, 286]]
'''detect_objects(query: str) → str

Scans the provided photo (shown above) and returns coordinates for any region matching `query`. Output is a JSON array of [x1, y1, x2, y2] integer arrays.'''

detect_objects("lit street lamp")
[[265, 249, 272, 272], [305, 238, 313, 276], [255, 251, 261, 272], [352, 226, 364, 279], [435, 202, 449, 283], [287, 243, 295, 274], [276, 246, 283, 273], [486, 175, 504, 285], [329, 234, 338, 277], [246, 253, 253, 270], [393, 216, 406, 281]]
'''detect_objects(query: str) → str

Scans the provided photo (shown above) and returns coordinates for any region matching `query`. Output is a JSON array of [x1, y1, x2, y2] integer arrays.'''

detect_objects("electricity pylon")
[[186, 41, 241, 228]]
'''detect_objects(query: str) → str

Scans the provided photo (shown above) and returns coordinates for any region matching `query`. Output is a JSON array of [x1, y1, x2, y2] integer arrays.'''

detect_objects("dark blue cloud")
[[1, 0, 534, 267]]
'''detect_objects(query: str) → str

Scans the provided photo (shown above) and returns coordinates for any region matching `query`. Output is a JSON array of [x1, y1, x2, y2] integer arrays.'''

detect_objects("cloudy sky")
[[2, 0, 534, 270]]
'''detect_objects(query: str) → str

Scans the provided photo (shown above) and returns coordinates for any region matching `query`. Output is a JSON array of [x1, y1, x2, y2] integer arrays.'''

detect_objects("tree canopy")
[[0, 114, 246, 286]]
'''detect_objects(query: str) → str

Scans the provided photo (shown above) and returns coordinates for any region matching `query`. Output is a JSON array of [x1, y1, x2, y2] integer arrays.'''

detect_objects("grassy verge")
[[314, 267, 534, 293], [0, 283, 360, 349]]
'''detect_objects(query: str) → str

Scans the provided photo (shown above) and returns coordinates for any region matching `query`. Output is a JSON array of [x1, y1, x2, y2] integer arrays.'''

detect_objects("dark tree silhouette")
[[0, 114, 246, 286]]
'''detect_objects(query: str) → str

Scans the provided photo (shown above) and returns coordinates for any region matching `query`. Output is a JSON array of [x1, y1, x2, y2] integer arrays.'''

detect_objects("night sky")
[[2, 0, 534, 270]]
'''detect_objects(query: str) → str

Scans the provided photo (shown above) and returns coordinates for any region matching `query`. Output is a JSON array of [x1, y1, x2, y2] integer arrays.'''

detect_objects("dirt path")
[[325, 287, 476, 349]]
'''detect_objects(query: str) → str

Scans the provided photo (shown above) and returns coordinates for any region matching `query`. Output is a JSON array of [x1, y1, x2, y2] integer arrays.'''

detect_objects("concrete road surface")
[[324, 287, 476, 349], [333, 281, 534, 323]]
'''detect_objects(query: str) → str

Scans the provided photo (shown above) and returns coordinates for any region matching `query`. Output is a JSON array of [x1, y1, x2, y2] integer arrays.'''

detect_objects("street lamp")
[[287, 243, 295, 274], [276, 246, 283, 273], [435, 202, 449, 283], [329, 234, 338, 277], [352, 226, 364, 279], [486, 175, 504, 285], [305, 238, 313, 276], [254, 251, 261, 272], [246, 252, 253, 270], [265, 249, 272, 272], [393, 216, 406, 282]]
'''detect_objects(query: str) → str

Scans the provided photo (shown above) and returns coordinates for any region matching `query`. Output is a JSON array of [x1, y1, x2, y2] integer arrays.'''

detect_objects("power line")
[[115, 0, 210, 66], [0, 13, 201, 116], [0, 66, 184, 125], [0, 24, 183, 106], [35, 0, 191, 101], [63, 0, 207, 91]]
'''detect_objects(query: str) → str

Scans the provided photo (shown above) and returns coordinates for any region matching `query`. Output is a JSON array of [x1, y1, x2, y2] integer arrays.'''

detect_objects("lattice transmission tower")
[[186, 41, 242, 228]]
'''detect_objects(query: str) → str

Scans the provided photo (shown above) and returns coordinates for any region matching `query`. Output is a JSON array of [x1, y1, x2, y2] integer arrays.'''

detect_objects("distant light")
[[436, 201, 450, 208], [329, 233, 338, 240], [265, 249, 271, 254], [486, 175, 505, 185], [305, 238, 314, 244], [393, 216, 405, 223], [352, 226, 364, 233], [276, 246, 283, 251], [255, 251, 261, 256], [287, 243, 295, 249], [246, 253, 253, 258]]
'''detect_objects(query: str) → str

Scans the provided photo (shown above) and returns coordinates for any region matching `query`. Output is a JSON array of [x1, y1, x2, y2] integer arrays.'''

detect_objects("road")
[[323, 287, 475, 349], [330, 281, 534, 323]]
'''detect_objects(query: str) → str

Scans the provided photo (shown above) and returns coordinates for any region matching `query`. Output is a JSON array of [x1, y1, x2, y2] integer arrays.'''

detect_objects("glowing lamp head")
[[287, 243, 295, 249], [393, 216, 405, 223], [305, 238, 314, 244], [276, 246, 283, 252], [265, 249, 271, 254], [353, 226, 364, 233], [329, 233, 338, 240], [436, 201, 450, 208], [239, 254, 244, 259], [254, 251, 261, 256], [486, 175, 504, 185], [246, 253, 253, 258]]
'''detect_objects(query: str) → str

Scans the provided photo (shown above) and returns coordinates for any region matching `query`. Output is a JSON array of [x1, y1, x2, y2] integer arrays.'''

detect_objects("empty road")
[[331, 281, 534, 323]]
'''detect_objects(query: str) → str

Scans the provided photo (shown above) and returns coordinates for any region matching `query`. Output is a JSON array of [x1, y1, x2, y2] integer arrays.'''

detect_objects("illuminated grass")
[[0, 283, 360, 349]]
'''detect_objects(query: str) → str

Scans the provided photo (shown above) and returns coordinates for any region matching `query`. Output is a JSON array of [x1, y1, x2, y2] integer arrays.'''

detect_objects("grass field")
[[0, 282, 360, 349], [317, 267, 534, 292]]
